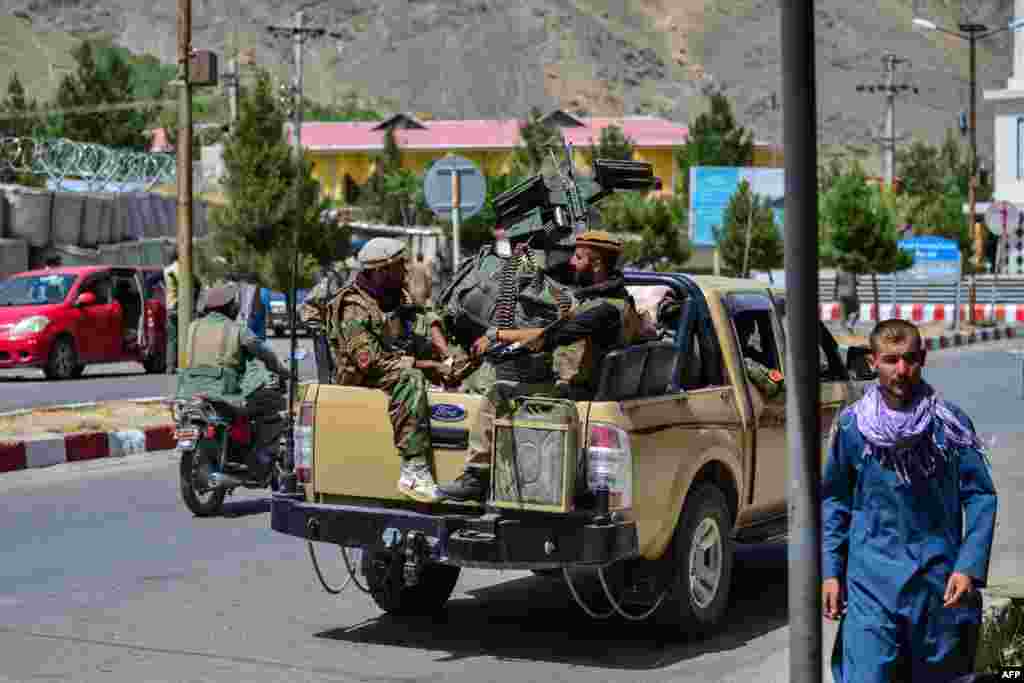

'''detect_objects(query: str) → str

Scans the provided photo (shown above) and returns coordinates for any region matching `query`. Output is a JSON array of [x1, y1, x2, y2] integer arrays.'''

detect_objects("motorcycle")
[[171, 377, 289, 517]]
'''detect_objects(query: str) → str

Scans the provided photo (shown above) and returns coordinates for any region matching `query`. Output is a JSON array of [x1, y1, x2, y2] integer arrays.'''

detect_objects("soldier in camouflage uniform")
[[329, 237, 458, 502], [439, 231, 640, 502]]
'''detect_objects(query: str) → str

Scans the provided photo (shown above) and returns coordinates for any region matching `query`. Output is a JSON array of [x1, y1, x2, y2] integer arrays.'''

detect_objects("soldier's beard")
[[574, 269, 595, 287]]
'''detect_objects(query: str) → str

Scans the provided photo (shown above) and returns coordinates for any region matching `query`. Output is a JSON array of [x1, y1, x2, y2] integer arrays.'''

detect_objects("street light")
[[913, 16, 1022, 322]]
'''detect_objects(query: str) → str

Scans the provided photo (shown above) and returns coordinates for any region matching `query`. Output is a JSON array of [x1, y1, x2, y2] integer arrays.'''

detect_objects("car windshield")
[[0, 274, 78, 306]]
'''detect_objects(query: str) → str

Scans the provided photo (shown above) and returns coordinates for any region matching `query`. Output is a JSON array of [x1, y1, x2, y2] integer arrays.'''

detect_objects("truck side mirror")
[[846, 345, 877, 381]]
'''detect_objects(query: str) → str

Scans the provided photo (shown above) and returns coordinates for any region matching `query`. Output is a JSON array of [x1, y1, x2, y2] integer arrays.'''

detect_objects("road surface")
[[0, 342, 1022, 681]]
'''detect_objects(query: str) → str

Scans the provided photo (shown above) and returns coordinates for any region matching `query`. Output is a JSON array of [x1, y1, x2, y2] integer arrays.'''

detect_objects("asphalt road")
[[0, 336, 319, 413], [0, 343, 1022, 681]]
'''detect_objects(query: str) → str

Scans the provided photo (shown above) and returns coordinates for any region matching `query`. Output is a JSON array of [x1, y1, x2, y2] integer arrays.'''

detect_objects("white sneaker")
[[398, 462, 441, 503]]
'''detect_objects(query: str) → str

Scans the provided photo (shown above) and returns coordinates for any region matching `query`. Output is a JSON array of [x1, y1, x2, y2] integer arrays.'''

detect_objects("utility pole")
[[175, 0, 193, 370], [855, 54, 917, 188], [267, 11, 338, 477]]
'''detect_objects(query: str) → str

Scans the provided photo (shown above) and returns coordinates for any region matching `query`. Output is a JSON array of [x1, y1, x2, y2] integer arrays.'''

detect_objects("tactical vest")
[[179, 313, 246, 397], [559, 295, 642, 395]]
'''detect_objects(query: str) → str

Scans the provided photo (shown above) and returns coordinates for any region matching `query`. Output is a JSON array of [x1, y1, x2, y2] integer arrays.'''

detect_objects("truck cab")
[[271, 271, 869, 633]]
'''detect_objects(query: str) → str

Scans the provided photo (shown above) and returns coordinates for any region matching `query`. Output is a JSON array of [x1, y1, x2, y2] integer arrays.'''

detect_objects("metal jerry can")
[[491, 395, 580, 512]]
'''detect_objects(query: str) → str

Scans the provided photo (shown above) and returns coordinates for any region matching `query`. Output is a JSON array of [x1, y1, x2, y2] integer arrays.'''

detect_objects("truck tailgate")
[[312, 385, 483, 501]]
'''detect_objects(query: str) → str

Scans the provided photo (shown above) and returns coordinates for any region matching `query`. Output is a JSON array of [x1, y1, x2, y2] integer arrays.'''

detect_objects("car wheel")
[[71, 364, 86, 379], [44, 337, 79, 381], [143, 353, 167, 374], [654, 483, 734, 636]]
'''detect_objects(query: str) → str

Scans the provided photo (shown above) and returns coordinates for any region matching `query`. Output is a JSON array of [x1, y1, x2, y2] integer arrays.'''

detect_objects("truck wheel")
[[275, 326, 284, 337], [362, 550, 460, 615], [179, 451, 226, 517], [656, 483, 734, 636]]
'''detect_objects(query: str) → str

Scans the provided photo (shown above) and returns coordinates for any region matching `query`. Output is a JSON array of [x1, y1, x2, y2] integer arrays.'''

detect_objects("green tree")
[[583, 123, 635, 164], [676, 92, 753, 196], [49, 40, 157, 148], [820, 164, 914, 311], [359, 127, 408, 223], [210, 69, 347, 301], [599, 193, 692, 271], [383, 168, 424, 227], [511, 106, 561, 175], [713, 180, 783, 278], [0, 72, 38, 138]]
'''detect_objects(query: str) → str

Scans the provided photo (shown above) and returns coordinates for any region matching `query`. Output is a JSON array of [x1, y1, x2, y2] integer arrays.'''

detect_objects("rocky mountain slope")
[[1, 0, 1018, 169]]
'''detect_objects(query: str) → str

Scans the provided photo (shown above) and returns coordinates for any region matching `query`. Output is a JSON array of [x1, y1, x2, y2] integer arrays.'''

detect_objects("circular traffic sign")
[[423, 155, 486, 220], [985, 200, 1020, 237]]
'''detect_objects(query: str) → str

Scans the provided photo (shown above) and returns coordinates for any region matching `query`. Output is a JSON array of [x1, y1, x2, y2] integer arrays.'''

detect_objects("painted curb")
[[0, 423, 176, 474]]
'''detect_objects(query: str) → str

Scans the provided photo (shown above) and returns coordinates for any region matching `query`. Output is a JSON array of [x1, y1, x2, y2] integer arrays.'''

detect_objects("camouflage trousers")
[[465, 380, 557, 470], [377, 367, 433, 465]]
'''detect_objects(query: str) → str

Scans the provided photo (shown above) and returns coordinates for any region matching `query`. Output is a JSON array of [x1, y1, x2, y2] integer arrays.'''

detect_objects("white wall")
[[993, 101, 1024, 205]]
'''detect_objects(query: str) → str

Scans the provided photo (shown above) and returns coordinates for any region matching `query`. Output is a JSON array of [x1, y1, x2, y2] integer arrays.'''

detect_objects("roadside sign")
[[424, 155, 486, 219], [897, 235, 961, 284], [985, 200, 1020, 237]]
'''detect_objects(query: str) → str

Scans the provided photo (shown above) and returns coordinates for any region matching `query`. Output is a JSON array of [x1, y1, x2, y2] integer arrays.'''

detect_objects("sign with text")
[[896, 235, 961, 284], [688, 166, 785, 246]]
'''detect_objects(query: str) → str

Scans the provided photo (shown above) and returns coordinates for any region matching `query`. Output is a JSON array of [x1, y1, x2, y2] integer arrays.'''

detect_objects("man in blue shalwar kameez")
[[823, 319, 997, 683]]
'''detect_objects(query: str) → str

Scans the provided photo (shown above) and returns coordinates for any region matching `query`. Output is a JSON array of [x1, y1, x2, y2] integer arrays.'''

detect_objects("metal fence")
[[818, 274, 1024, 304]]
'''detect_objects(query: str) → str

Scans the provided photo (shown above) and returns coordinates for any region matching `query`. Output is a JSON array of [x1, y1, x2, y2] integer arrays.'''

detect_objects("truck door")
[[723, 292, 787, 519], [770, 295, 854, 463]]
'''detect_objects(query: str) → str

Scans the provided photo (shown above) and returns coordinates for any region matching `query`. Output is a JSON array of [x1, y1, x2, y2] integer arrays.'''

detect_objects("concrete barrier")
[[50, 192, 84, 246], [4, 185, 52, 248]]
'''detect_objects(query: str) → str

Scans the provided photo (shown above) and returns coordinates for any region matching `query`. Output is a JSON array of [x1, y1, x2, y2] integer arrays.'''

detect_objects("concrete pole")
[[884, 55, 895, 188], [176, 0, 193, 370], [781, 0, 822, 680]]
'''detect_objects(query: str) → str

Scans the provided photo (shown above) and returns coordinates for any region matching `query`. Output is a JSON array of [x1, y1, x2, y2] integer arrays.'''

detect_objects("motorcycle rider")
[[176, 282, 289, 484]]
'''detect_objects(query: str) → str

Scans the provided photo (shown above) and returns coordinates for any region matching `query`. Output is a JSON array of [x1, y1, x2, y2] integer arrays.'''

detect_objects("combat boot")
[[438, 468, 489, 502], [397, 459, 441, 503]]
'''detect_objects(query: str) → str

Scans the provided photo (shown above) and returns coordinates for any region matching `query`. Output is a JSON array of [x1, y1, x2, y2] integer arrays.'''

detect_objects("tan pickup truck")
[[271, 272, 872, 634]]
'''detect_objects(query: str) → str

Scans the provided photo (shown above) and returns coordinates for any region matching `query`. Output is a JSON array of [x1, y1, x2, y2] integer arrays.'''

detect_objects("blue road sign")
[[897, 236, 961, 284]]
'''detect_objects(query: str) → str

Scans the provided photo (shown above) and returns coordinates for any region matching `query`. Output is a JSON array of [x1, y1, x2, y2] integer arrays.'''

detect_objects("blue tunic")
[[822, 401, 997, 683]]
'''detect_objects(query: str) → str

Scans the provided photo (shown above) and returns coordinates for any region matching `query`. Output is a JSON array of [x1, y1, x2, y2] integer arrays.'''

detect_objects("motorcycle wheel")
[[179, 450, 227, 517]]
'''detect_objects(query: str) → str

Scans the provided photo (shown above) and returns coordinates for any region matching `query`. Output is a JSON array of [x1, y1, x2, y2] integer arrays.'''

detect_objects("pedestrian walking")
[[163, 247, 203, 374], [407, 252, 433, 307], [823, 318, 997, 683], [834, 269, 860, 333]]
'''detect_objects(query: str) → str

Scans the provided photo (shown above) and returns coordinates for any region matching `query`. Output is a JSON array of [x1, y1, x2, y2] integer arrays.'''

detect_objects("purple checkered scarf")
[[852, 381, 985, 484]]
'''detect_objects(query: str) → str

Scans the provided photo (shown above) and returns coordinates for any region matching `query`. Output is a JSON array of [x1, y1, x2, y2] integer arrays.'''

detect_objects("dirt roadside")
[[0, 401, 173, 440]]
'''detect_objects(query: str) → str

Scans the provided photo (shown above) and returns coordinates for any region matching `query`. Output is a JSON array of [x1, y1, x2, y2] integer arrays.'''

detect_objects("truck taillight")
[[587, 422, 633, 511], [295, 401, 315, 483]]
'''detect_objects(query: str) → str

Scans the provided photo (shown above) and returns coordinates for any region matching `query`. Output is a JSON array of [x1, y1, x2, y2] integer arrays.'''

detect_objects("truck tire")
[[655, 483, 734, 636], [274, 326, 284, 337], [143, 353, 166, 374], [362, 550, 460, 615]]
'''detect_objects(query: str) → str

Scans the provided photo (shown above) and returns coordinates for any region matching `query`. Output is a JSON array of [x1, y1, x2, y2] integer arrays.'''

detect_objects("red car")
[[0, 265, 168, 380]]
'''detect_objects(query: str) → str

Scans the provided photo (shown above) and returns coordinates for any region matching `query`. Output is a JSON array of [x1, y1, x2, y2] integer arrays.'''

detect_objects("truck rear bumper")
[[271, 493, 639, 570]]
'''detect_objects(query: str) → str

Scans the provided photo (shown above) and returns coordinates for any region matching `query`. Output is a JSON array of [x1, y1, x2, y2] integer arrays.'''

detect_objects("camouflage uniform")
[[329, 237, 455, 502], [744, 357, 785, 402], [330, 280, 437, 466]]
